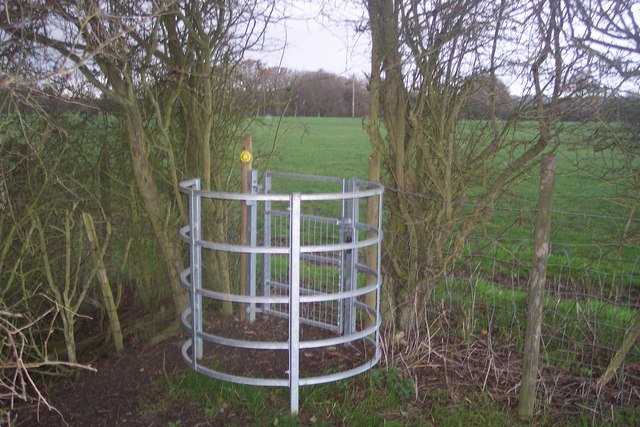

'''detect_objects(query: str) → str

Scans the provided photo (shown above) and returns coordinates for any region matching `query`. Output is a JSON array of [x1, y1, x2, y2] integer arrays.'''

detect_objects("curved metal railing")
[[179, 172, 384, 413]]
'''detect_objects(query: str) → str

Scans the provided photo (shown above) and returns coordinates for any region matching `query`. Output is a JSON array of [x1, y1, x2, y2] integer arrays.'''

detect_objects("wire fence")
[[380, 185, 640, 417], [4, 159, 639, 419]]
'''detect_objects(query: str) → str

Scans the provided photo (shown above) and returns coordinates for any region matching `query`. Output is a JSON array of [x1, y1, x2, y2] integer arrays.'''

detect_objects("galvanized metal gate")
[[179, 172, 384, 413]]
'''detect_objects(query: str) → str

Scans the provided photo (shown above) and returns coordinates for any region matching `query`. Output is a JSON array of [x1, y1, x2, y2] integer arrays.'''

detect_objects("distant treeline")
[[235, 60, 371, 118], [236, 61, 640, 122], [4, 61, 640, 123]]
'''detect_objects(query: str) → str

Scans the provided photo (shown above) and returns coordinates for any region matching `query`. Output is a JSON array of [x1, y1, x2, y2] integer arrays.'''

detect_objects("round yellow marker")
[[240, 150, 252, 163]]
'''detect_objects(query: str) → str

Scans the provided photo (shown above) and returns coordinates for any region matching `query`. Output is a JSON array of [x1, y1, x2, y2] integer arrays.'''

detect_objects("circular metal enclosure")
[[179, 172, 384, 413]]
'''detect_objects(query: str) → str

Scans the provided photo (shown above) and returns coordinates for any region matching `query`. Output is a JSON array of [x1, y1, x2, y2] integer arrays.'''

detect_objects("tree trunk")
[[201, 200, 233, 316], [82, 212, 124, 354], [61, 315, 78, 365], [365, 154, 381, 328], [364, 8, 384, 327], [367, 0, 414, 332], [596, 313, 640, 390], [124, 102, 189, 317], [518, 153, 557, 418]]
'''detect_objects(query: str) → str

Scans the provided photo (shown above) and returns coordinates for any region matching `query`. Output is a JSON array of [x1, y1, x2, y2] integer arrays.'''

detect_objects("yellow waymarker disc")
[[240, 150, 252, 163]]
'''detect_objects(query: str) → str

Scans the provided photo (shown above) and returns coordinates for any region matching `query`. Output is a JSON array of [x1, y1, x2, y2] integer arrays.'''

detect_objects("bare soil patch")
[[18, 313, 373, 426], [15, 313, 640, 425]]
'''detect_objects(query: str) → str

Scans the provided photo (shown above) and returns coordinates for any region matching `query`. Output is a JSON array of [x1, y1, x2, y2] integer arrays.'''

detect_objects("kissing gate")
[[179, 172, 384, 413]]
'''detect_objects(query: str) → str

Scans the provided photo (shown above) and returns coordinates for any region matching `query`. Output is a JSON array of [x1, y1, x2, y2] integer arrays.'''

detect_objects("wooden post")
[[240, 136, 253, 320], [518, 153, 557, 418]]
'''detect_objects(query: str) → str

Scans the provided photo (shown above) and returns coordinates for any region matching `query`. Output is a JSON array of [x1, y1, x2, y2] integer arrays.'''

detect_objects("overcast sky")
[[251, 2, 523, 94], [253, 2, 370, 77]]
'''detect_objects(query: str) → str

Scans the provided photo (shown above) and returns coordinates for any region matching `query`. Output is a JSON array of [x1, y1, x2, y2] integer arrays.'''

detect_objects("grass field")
[[7, 111, 640, 423], [250, 117, 371, 179], [248, 115, 640, 362], [165, 116, 640, 424], [249, 116, 640, 280], [250, 117, 627, 216]]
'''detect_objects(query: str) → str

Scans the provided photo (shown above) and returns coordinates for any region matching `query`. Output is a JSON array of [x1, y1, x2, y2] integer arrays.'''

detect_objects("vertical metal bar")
[[340, 177, 347, 230], [343, 179, 358, 335], [188, 178, 203, 361], [376, 191, 384, 358], [337, 178, 347, 333], [341, 221, 352, 335], [289, 193, 301, 414], [263, 173, 272, 313], [249, 170, 258, 323], [350, 179, 359, 335]]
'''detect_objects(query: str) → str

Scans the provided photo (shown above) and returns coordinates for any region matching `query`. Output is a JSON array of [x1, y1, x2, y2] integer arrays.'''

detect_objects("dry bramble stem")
[[1, 303, 95, 423]]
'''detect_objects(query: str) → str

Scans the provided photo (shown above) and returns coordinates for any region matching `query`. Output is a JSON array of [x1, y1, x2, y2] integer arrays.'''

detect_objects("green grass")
[[249, 117, 640, 291], [466, 121, 639, 283], [246, 116, 640, 374], [150, 367, 531, 426], [434, 277, 640, 371], [157, 116, 640, 423], [256, 117, 640, 286], [250, 117, 371, 181], [148, 367, 414, 425], [151, 360, 640, 425], [426, 395, 521, 427]]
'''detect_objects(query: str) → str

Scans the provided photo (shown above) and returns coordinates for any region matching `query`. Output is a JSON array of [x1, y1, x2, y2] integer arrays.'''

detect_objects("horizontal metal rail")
[[178, 174, 384, 414]]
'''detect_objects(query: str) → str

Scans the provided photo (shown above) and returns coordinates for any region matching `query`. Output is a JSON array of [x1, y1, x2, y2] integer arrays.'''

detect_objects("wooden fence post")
[[240, 136, 252, 321], [518, 153, 557, 418]]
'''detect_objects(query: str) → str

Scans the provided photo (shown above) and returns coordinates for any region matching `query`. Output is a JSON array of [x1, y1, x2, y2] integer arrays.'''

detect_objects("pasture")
[[249, 117, 640, 280], [8, 115, 640, 424], [247, 116, 640, 404]]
